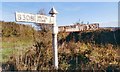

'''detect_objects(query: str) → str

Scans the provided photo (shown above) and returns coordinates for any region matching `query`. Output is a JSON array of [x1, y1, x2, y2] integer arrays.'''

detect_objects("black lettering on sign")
[[31, 15, 35, 21], [22, 14, 25, 20], [37, 15, 42, 22], [88, 25, 91, 30], [37, 15, 48, 23], [84, 25, 87, 30], [26, 15, 30, 21], [96, 24, 99, 29], [41, 16, 45, 22], [90, 24, 94, 30], [17, 14, 22, 20], [16, 13, 36, 22], [93, 24, 97, 30]]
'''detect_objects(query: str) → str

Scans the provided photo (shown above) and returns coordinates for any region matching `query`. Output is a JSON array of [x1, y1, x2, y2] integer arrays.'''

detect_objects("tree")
[[37, 8, 46, 15]]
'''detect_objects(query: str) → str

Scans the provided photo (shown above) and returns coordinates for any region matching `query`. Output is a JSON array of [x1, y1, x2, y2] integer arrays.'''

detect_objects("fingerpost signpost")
[[15, 7, 59, 69]]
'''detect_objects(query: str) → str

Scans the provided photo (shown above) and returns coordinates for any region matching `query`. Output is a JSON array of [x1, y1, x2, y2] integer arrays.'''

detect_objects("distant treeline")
[[58, 29, 120, 46], [1, 21, 35, 38], [1, 21, 120, 46]]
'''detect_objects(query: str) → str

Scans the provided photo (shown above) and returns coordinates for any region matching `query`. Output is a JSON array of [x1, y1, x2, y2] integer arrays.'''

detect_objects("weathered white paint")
[[58, 23, 99, 32], [66, 28, 79, 32], [15, 12, 54, 24], [49, 7, 58, 69]]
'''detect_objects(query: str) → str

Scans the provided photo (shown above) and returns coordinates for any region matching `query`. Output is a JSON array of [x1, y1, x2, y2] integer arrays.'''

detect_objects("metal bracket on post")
[[49, 7, 58, 69]]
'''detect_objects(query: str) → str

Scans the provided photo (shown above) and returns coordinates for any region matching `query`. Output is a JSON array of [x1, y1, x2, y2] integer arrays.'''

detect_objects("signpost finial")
[[49, 7, 58, 16]]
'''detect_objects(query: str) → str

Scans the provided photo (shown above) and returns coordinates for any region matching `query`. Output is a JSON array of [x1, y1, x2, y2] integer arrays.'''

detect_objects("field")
[[1, 21, 120, 71]]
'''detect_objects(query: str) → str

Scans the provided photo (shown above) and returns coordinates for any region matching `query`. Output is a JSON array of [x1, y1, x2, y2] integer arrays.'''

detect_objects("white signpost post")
[[15, 7, 59, 69], [49, 7, 58, 69]]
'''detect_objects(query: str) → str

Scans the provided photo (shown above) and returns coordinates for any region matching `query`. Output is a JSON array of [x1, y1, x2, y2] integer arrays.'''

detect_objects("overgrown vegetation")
[[1, 21, 120, 71], [1, 21, 36, 62]]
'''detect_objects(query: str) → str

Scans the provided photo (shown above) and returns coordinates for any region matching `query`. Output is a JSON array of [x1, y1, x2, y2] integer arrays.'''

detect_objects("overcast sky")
[[1, 2, 119, 27]]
